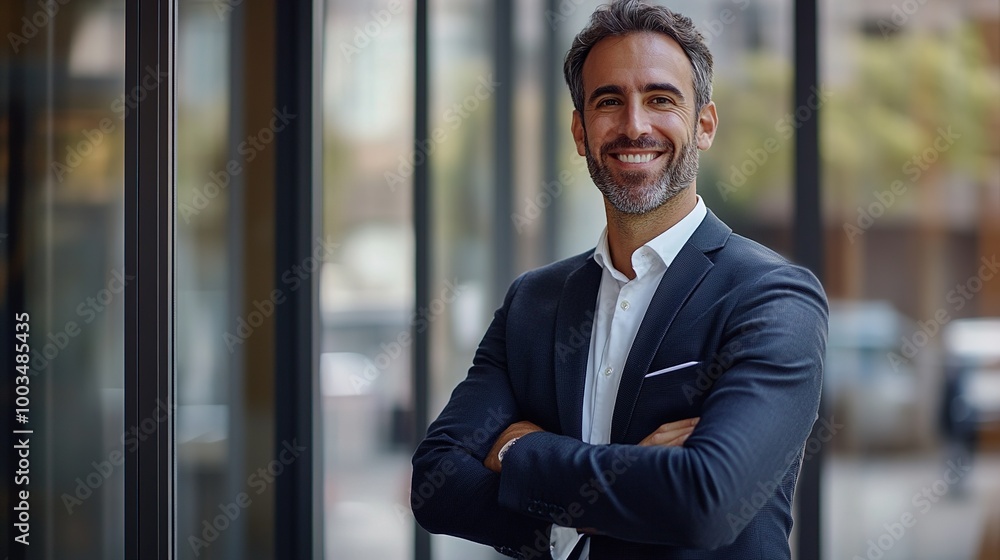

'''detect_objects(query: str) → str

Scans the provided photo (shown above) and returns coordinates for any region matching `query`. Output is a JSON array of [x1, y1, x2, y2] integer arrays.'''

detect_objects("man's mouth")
[[611, 151, 663, 165]]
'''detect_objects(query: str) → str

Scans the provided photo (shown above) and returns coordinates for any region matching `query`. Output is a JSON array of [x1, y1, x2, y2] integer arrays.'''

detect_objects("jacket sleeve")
[[495, 264, 828, 550], [411, 274, 554, 560]]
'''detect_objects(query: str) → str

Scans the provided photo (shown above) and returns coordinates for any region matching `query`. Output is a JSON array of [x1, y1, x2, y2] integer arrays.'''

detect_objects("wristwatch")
[[497, 437, 520, 464]]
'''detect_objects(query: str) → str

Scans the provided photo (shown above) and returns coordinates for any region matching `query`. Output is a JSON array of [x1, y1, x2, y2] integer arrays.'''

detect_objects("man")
[[411, 1, 827, 558]]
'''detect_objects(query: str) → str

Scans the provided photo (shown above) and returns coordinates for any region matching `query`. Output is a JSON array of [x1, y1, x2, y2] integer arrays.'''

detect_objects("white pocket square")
[[644, 361, 700, 378]]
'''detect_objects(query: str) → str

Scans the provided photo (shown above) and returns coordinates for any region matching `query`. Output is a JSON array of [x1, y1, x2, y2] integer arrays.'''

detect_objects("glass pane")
[[427, 1, 500, 558], [820, 1, 1000, 559], [1, 0, 126, 558], [175, 1, 236, 559], [321, 1, 416, 558]]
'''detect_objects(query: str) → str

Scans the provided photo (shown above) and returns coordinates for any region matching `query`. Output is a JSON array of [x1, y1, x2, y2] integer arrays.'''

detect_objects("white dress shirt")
[[550, 196, 707, 560]]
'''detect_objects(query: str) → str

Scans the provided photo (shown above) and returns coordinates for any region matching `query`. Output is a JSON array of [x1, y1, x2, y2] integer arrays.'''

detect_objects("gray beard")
[[585, 131, 700, 215]]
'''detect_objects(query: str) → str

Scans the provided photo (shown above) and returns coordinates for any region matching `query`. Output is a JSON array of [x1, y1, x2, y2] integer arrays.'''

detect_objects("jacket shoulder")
[[712, 232, 826, 301], [514, 249, 594, 289]]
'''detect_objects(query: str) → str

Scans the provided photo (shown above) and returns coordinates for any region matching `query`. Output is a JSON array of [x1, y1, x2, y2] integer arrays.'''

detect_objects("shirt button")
[[604, 366, 613, 376], [620, 300, 630, 310]]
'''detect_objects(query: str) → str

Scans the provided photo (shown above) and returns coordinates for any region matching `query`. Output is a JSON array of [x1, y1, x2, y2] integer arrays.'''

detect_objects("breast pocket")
[[627, 362, 707, 442]]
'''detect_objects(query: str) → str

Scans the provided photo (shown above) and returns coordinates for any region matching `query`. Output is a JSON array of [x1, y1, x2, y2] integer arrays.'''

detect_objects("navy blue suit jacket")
[[411, 210, 828, 559]]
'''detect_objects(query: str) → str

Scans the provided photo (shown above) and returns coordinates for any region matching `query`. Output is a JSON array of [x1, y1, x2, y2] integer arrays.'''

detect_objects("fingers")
[[642, 427, 693, 447], [638, 417, 700, 447]]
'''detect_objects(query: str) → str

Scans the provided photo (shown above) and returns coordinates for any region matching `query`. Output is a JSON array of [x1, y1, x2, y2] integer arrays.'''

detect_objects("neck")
[[605, 187, 697, 280]]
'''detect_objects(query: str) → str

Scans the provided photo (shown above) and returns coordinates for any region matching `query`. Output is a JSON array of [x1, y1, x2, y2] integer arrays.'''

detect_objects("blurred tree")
[[822, 25, 999, 219], [698, 25, 999, 218]]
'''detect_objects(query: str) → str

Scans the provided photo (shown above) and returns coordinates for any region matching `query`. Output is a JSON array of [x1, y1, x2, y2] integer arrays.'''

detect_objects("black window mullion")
[[124, 0, 177, 558], [273, 0, 321, 558], [413, 1, 432, 559], [793, 0, 824, 558], [3, 2, 30, 557]]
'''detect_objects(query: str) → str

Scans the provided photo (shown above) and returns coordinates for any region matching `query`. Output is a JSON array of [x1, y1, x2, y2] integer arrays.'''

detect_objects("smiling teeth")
[[617, 153, 655, 163]]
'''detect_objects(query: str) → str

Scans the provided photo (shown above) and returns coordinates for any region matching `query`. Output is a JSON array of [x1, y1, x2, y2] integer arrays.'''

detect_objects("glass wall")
[[175, 1, 237, 559], [321, 1, 417, 558], [427, 1, 498, 558], [819, 1, 1000, 558], [1, 0, 125, 558]]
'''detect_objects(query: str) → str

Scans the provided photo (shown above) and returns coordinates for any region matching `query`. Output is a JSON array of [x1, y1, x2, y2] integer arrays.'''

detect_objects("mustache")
[[599, 136, 673, 157]]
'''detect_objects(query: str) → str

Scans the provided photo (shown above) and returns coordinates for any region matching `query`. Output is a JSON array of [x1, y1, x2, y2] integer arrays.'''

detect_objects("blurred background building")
[[1, 0, 998, 559]]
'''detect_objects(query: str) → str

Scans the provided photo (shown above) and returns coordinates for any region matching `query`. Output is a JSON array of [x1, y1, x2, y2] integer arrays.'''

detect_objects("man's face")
[[572, 32, 717, 215]]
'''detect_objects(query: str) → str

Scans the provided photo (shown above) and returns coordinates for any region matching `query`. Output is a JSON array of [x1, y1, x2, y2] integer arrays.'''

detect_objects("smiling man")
[[411, 1, 828, 559]]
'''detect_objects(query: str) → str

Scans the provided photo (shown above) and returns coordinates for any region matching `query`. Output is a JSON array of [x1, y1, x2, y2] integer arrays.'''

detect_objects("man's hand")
[[484, 420, 544, 473], [638, 417, 699, 447]]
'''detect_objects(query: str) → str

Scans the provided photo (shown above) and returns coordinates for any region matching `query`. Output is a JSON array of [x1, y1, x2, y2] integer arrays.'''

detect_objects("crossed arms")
[[411, 265, 827, 554]]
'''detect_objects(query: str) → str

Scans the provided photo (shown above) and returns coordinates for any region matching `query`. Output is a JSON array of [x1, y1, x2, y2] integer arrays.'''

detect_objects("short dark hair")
[[563, 0, 714, 114]]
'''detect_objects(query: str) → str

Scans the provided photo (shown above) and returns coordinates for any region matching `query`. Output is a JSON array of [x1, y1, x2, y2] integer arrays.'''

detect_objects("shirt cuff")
[[550, 524, 582, 560]]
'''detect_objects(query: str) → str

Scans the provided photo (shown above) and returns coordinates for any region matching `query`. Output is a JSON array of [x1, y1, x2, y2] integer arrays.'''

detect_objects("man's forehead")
[[581, 32, 694, 98]]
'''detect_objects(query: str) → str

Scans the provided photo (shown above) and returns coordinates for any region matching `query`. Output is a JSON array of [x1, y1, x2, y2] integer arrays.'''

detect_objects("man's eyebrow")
[[587, 84, 625, 106], [587, 83, 686, 106], [643, 82, 685, 101]]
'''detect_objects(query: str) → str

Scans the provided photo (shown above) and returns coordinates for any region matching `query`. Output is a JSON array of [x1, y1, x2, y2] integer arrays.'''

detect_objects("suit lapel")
[[553, 258, 602, 440], [609, 212, 728, 442]]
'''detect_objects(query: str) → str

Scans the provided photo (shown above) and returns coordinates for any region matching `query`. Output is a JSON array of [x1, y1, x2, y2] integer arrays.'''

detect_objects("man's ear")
[[571, 110, 587, 157], [696, 101, 718, 151]]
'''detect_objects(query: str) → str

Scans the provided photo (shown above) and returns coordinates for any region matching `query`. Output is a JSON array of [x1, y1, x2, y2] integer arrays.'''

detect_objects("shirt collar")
[[593, 196, 708, 282]]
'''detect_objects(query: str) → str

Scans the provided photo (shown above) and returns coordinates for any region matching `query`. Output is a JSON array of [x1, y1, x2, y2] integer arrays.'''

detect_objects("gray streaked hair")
[[564, 0, 714, 114]]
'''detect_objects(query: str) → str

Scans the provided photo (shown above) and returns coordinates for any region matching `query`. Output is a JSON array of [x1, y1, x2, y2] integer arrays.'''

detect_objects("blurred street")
[[825, 451, 1000, 560]]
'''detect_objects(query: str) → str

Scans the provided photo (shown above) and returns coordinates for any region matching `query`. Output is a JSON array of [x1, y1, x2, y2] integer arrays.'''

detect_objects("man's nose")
[[622, 102, 652, 139]]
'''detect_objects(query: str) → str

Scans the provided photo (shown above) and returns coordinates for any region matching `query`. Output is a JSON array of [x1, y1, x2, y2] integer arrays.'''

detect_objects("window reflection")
[[2, 1, 125, 559], [322, 1, 416, 559], [820, 2, 1000, 559], [175, 1, 236, 558]]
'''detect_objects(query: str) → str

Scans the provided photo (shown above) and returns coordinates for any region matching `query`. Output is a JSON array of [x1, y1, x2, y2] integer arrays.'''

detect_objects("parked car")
[[825, 301, 937, 452], [942, 319, 1000, 453]]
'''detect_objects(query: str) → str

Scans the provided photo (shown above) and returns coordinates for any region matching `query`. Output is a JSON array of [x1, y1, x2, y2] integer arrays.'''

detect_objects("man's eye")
[[597, 98, 621, 107], [652, 96, 674, 105]]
